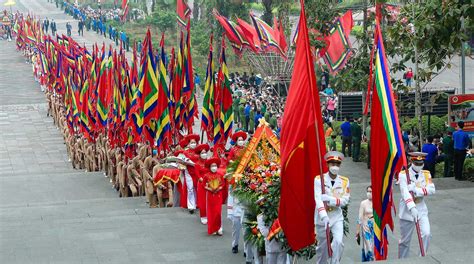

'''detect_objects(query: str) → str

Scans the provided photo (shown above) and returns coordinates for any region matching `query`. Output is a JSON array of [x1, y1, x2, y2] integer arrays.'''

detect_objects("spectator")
[[255, 111, 263, 127], [194, 73, 201, 96], [340, 116, 352, 157], [403, 67, 413, 87], [244, 102, 251, 132], [66, 22, 72, 37], [137, 40, 142, 54], [78, 20, 84, 36], [324, 84, 334, 96], [327, 96, 336, 119], [365, 121, 371, 169], [442, 128, 455, 177], [453, 121, 471, 180], [327, 133, 337, 151], [321, 70, 329, 90], [422, 136, 438, 177]]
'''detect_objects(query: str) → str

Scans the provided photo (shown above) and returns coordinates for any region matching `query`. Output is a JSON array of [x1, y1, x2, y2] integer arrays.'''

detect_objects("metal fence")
[[335, 88, 456, 120]]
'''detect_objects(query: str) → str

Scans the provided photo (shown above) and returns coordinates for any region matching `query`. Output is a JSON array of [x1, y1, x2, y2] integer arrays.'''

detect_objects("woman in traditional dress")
[[356, 186, 374, 262], [194, 144, 210, 224], [204, 157, 224, 235]]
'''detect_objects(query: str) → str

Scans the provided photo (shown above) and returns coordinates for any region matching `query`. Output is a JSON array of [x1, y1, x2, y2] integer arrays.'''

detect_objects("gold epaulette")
[[315, 175, 321, 179], [339, 175, 349, 182]]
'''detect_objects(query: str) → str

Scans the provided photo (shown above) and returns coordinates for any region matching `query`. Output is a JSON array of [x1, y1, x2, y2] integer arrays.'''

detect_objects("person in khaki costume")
[[65, 133, 76, 168], [74, 136, 86, 170], [85, 140, 96, 172], [142, 149, 160, 207], [125, 158, 142, 197], [117, 159, 128, 197], [108, 147, 121, 187], [96, 134, 106, 172], [156, 175, 174, 208]]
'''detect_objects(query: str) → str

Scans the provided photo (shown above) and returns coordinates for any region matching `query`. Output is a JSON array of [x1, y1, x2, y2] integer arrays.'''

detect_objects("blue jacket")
[[341, 121, 351, 137], [421, 143, 438, 163], [255, 114, 263, 125], [244, 105, 251, 117], [453, 129, 471, 150]]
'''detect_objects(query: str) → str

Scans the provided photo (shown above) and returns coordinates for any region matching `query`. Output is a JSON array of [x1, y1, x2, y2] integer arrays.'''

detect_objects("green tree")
[[386, 0, 472, 142]]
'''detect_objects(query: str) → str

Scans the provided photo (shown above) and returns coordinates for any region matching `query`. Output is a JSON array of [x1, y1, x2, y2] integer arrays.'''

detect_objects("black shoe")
[[243, 252, 246, 258], [232, 246, 238, 254], [189, 209, 195, 214]]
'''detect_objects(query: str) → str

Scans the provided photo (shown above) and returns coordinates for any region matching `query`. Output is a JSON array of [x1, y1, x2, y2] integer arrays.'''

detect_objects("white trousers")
[[266, 252, 287, 264], [245, 240, 263, 264], [231, 215, 242, 248], [399, 217, 431, 258], [316, 220, 344, 264], [184, 170, 196, 210]]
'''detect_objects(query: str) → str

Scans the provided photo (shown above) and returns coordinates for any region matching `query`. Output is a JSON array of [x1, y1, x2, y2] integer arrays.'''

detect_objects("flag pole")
[[404, 167, 425, 256]]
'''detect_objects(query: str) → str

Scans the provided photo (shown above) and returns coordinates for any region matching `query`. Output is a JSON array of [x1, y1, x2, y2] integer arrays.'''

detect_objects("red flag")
[[176, 0, 191, 27], [340, 10, 354, 38], [278, 0, 327, 251], [236, 18, 261, 52]]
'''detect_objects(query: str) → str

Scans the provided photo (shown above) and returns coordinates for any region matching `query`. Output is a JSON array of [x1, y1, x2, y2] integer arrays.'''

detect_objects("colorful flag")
[[96, 45, 109, 128], [218, 38, 233, 142], [322, 10, 354, 75], [278, 0, 328, 251], [201, 35, 215, 142], [250, 13, 287, 58], [138, 28, 159, 145], [121, 0, 129, 21], [213, 10, 247, 55], [370, 22, 405, 260], [183, 20, 196, 133], [176, 0, 191, 27], [173, 32, 185, 131], [236, 18, 261, 52], [156, 33, 171, 150]]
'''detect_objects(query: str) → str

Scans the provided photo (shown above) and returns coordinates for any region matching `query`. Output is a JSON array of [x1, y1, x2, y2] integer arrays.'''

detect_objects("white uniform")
[[227, 188, 243, 248], [314, 173, 350, 264], [398, 167, 435, 258], [257, 214, 287, 264], [177, 154, 196, 210]]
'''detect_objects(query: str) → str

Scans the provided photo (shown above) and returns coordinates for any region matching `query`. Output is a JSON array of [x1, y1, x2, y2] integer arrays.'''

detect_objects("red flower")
[[252, 227, 259, 235]]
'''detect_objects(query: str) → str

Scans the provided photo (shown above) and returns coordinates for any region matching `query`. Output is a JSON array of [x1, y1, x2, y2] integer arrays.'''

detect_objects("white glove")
[[321, 216, 329, 226], [321, 194, 332, 202], [410, 207, 419, 220], [407, 183, 416, 192]]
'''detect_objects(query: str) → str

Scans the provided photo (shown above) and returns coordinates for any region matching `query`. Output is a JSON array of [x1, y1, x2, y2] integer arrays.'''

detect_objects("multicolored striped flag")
[[183, 20, 197, 133], [173, 32, 185, 132], [249, 13, 287, 58], [370, 22, 406, 260], [201, 35, 215, 142], [218, 38, 233, 142], [96, 45, 109, 129], [138, 28, 159, 145], [156, 33, 171, 150]]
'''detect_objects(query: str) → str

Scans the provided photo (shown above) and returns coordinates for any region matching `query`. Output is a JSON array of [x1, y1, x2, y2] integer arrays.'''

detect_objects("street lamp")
[[423, 102, 437, 136]]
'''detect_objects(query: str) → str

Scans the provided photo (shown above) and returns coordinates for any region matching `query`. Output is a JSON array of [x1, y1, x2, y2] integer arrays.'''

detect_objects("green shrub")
[[435, 162, 444, 178], [464, 158, 474, 178], [401, 115, 446, 137]]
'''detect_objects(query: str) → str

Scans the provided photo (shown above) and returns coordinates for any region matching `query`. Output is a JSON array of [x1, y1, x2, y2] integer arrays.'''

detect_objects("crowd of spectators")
[[46, 1, 138, 51], [230, 72, 284, 137]]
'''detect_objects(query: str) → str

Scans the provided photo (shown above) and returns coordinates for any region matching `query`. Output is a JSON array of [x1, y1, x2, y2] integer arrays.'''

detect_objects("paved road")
[[1, 0, 474, 263]]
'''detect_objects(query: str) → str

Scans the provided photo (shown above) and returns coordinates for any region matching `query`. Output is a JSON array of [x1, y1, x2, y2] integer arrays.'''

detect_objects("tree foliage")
[[386, 0, 472, 88]]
